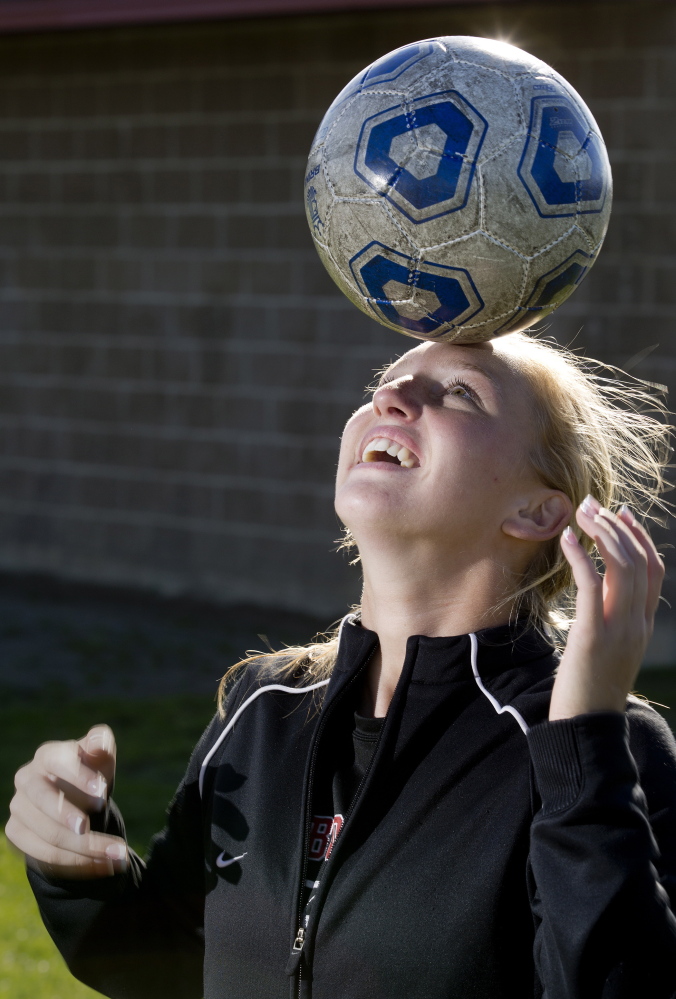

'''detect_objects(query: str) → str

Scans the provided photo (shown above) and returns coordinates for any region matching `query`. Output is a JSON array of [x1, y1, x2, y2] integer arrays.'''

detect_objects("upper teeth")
[[361, 438, 416, 467]]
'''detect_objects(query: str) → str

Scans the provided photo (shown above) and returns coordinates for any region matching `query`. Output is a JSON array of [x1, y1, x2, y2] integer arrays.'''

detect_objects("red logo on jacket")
[[309, 814, 344, 861]]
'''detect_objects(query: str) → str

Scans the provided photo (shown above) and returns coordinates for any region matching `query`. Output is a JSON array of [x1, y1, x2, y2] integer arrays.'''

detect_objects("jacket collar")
[[331, 613, 555, 687]]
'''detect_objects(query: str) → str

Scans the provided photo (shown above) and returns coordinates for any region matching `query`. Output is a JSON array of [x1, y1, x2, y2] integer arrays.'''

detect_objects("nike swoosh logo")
[[216, 851, 247, 869]]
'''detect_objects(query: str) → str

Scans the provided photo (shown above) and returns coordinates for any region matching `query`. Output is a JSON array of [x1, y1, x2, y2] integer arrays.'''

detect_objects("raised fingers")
[[576, 496, 648, 623], [617, 506, 665, 621], [560, 525, 603, 633]]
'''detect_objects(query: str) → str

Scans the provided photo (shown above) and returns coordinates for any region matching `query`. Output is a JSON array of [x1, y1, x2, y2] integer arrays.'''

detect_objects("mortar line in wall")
[[0, 110, 325, 129], [0, 496, 335, 544], [0, 331, 390, 359], [0, 290, 341, 307], [0, 455, 335, 496], [0, 250, 318, 265], [0, 64, 345, 89], [0, 204, 307, 220], [0, 415, 340, 446], [0, 372, 362, 404], [0, 155, 309, 173], [0, 205, 310, 218], [0, 261, 322, 279], [0, 290, 338, 308], [535, 303, 676, 319], [0, 294, 378, 312]]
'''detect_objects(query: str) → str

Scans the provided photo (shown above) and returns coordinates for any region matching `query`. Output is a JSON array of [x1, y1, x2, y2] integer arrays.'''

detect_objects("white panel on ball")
[[304, 36, 612, 344]]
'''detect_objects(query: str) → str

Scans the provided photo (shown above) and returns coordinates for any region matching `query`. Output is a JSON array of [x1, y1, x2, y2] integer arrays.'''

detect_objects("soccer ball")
[[304, 36, 612, 343]]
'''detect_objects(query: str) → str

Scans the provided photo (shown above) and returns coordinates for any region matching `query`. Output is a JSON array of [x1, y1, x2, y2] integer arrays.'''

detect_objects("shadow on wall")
[[0, 573, 331, 701]]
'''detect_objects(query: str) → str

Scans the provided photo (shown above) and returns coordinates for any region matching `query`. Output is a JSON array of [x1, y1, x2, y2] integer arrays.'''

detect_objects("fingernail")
[[87, 730, 112, 755], [562, 526, 578, 545], [619, 504, 634, 522], [580, 495, 597, 516], [87, 774, 107, 799], [105, 842, 127, 862], [67, 814, 85, 835]]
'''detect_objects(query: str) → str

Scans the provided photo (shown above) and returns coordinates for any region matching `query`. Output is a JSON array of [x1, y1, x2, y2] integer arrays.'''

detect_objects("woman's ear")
[[501, 490, 572, 542]]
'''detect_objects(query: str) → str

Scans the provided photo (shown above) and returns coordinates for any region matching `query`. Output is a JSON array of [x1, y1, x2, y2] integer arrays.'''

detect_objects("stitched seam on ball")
[[574, 223, 595, 255], [524, 224, 580, 260], [478, 165, 485, 232], [477, 130, 526, 169], [334, 196, 383, 204], [449, 57, 517, 83], [379, 201, 422, 253], [424, 228, 528, 259], [320, 94, 360, 149], [318, 155, 335, 239]]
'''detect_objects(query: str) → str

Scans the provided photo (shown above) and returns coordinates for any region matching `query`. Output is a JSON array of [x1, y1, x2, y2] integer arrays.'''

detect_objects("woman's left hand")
[[549, 494, 665, 721]]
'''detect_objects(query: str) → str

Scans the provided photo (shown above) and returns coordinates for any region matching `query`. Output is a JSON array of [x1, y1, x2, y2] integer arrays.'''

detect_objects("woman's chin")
[[335, 487, 419, 540]]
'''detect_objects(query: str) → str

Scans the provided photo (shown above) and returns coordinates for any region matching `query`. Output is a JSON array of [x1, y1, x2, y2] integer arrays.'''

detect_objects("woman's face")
[[335, 340, 547, 554]]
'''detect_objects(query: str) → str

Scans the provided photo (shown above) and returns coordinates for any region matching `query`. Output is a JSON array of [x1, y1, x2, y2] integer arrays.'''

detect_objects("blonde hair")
[[218, 333, 672, 716]]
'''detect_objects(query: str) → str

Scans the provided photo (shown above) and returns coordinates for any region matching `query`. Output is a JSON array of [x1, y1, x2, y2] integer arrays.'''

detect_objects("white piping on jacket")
[[469, 632, 530, 735], [198, 615, 355, 797], [199, 678, 330, 797]]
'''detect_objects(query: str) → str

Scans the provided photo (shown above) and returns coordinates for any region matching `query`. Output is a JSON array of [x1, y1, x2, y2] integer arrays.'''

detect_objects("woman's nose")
[[372, 376, 422, 422]]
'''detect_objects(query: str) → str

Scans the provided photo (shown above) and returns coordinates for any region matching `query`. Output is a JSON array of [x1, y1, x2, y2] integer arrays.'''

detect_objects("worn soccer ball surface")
[[304, 37, 612, 343]]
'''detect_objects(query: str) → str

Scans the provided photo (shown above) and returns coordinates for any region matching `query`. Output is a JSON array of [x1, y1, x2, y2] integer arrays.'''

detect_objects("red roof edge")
[[0, 0, 521, 35]]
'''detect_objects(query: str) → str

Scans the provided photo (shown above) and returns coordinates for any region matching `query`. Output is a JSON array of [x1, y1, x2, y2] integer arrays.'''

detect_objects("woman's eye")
[[446, 381, 475, 401]]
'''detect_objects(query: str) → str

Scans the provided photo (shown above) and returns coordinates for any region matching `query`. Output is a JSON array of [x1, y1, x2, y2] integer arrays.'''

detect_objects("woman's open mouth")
[[360, 436, 419, 468]]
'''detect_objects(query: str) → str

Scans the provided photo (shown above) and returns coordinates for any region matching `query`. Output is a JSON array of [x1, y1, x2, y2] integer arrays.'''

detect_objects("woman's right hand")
[[5, 724, 129, 879]]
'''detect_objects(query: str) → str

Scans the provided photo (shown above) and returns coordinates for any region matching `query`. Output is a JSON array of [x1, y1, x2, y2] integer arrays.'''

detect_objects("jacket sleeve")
[[27, 709, 229, 999], [527, 703, 676, 999]]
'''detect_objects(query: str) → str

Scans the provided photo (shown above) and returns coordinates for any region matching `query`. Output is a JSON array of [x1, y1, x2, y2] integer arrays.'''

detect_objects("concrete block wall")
[[0, 1, 673, 632]]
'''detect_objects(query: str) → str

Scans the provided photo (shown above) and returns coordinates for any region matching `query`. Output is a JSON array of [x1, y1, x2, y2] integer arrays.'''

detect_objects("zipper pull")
[[292, 927, 305, 952]]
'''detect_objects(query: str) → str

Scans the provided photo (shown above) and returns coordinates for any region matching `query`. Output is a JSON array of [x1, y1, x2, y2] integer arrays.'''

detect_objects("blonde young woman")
[[7, 333, 676, 999]]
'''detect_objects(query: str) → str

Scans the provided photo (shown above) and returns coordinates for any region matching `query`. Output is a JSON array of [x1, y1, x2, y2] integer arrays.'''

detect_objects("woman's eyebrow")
[[379, 361, 502, 394], [452, 361, 502, 393]]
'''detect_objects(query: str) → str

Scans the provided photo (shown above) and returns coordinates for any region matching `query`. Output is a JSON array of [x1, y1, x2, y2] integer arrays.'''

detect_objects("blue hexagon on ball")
[[354, 91, 488, 223]]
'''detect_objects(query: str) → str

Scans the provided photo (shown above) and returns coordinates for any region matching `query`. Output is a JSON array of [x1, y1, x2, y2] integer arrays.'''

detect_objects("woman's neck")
[[356, 540, 518, 717]]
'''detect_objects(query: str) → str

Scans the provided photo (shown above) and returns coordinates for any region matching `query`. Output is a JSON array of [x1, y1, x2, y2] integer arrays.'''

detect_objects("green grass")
[[1, 672, 676, 998], [0, 836, 99, 999], [0, 692, 215, 998]]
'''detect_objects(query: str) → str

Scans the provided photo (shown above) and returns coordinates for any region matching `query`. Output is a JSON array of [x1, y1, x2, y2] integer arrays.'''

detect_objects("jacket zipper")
[[292, 649, 376, 970], [294, 700, 381, 999], [293, 705, 331, 955]]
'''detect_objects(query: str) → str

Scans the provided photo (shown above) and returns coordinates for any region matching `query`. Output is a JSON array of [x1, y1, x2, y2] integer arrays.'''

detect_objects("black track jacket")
[[28, 618, 676, 998]]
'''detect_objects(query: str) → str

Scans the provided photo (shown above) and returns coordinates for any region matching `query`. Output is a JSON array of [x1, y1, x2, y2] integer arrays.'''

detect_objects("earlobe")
[[502, 491, 573, 542]]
